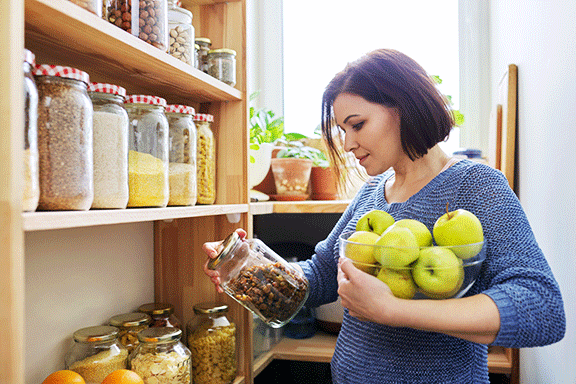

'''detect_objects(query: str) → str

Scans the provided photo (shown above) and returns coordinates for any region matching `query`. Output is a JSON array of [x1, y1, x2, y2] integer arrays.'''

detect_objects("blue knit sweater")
[[299, 159, 565, 384]]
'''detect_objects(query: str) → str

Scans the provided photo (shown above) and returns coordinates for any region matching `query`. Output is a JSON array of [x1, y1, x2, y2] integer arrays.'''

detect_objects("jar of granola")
[[65, 325, 128, 384], [138, 302, 181, 329], [23, 49, 39, 212], [109, 312, 151, 354], [129, 327, 191, 384], [186, 302, 236, 384], [193, 113, 215, 204]]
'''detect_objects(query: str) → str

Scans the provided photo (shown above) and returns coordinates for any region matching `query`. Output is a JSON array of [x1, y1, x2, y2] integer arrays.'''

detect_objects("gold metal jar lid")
[[109, 312, 151, 328], [73, 325, 119, 343], [193, 302, 229, 315], [208, 48, 236, 57], [137, 326, 182, 344], [138, 303, 175, 316], [207, 231, 241, 270], [195, 37, 212, 46]]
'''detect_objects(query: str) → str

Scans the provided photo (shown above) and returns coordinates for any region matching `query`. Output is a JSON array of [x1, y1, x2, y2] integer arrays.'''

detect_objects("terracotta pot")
[[270, 158, 313, 198], [310, 166, 339, 200]]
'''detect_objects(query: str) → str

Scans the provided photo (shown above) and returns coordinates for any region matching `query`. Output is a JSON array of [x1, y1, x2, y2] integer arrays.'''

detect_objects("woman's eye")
[[352, 122, 364, 131]]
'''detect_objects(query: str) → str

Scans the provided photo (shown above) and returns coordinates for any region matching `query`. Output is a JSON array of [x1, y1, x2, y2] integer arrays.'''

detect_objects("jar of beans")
[[208, 48, 236, 87], [89, 83, 129, 209], [23, 49, 39, 212], [109, 312, 151, 354], [166, 104, 197, 206], [105, 0, 168, 52], [138, 302, 182, 329], [168, 2, 194, 65], [195, 37, 211, 72], [207, 231, 310, 328], [124, 95, 169, 208], [33, 65, 94, 211], [193, 113, 215, 204], [186, 302, 236, 384], [68, 0, 103, 17], [65, 325, 128, 384]]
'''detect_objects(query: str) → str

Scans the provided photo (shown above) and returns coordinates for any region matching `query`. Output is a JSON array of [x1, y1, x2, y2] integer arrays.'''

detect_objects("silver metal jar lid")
[[73, 325, 119, 343], [137, 327, 182, 343]]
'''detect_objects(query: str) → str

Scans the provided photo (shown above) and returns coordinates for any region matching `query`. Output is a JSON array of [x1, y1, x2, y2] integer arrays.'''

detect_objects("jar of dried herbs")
[[109, 312, 151, 354], [195, 37, 211, 72], [124, 95, 169, 208], [207, 48, 236, 87], [23, 49, 39, 212], [193, 113, 215, 204], [33, 65, 94, 211]]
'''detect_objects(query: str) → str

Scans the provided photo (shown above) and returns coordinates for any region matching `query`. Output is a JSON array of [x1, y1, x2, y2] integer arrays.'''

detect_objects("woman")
[[204, 49, 565, 383]]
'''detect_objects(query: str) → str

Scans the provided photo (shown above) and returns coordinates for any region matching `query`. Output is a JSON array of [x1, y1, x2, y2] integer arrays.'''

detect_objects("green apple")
[[412, 246, 464, 299], [344, 231, 381, 274], [356, 209, 395, 235], [388, 219, 432, 247], [377, 267, 417, 299], [374, 226, 419, 268], [433, 204, 484, 259]]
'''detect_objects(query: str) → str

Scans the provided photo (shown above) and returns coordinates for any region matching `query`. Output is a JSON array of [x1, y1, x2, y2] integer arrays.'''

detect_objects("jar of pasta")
[[166, 104, 197, 206], [168, 1, 194, 65], [194, 113, 215, 204], [195, 37, 211, 72], [89, 82, 129, 209], [23, 49, 39, 212], [109, 312, 151, 354], [129, 327, 191, 384], [68, 0, 102, 17], [65, 325, 128, 384], [33, 65, 94, 211], [207, 48, 236, 87], [124, 95, 169, 207], [138, 302, 182, 329], [186, 302, 236, 384]]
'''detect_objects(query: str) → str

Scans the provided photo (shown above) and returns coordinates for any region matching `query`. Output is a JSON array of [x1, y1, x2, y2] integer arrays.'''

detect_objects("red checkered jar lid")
[[89, 82, 126, 97], [193, 113, 214, 122], [23, 49, 35, 66], [125, 95, 167, 107], [33, 65, 90, 84], [166, 104, 195, 115]]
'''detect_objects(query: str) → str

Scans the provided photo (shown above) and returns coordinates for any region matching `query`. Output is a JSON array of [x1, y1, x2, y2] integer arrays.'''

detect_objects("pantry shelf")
[[250, 200, 352, 215]]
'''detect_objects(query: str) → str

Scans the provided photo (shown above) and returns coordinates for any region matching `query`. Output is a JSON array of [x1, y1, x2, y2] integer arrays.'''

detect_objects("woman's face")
[[333, 93, 403, 176]]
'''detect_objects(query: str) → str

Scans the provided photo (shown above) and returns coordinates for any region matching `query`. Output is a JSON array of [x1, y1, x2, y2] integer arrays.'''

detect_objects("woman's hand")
[[202, 228, 247, 294]]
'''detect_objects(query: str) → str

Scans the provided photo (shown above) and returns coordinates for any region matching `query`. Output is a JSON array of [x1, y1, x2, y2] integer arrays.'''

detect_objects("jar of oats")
[[166, 104, 197, 206], [129, 327, 191, 384], [89, 82, 129, 209], [125, 95, 169, 208], [186, 302, 236, 384], [23, 49, 39, 212], [138, 302, 182, 329], [65, 325, 128, 384], [168, 1, 194, 65], [109, 312, 151, 354], [67, 0, 102, 17], [195, 37, 211, 72], [33, 65, 94, 211], [193, 113, 215, 204], [207, 48, 236, 87]]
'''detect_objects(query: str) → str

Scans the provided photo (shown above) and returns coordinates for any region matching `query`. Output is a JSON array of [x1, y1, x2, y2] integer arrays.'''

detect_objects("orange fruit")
[[101, 369, 144, 384], [42, 370, 85, 384]]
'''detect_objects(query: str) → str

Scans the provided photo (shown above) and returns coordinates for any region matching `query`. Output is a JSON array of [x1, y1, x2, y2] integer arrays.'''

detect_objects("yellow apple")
[[344, 231, 380, 274], [356, 209, 395, 235], [387, 219, 432, 247], [412, 246, 464, 299], [377, 267, 417, 299], [433, 205, 484, 259], [374, 226, 420, 268]]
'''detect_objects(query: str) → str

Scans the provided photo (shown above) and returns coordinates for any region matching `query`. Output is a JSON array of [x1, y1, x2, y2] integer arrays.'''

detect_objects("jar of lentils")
[[67, 0, 103, 17], [33, 65, 94, 211], [23, 49, 39, 212], [105, 0, 168, 51], [186, 302, 236, 384], [166, 104, 197, 206], [124, 95, 169, 208], [168, 0, 194, 65], [89, 82, 129, 209], [193, 113, 216, 204], [138, 302, 182, 329], [109, 312, 151, 354], [195, 37, 211, 72], [208, 48, 236, 87], [65, 325, 128, 384]]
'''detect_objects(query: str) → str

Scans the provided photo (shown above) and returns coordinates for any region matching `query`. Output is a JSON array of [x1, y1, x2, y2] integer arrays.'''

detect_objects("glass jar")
[[193, 113, 216, 204], [129, 327, 191, 384], [207, 231, 310, 327], [109, 312, 151, 353], [33, 65, 94, 211], [195, 37, 211, 72], [166, 104, 197, 206], [138, 302, 182, 329], [194, 43, 199, 69], [65, 325, 128, 384], [186, 302, 236, 384], [68, 0, 103, 17], [168, 3, 194, 65], [105, 0, 168, 51], [89, 82, 129, 209], [207, 48, 236, 87], [125, 95, 169, 208], [23, 49, 39, 212]]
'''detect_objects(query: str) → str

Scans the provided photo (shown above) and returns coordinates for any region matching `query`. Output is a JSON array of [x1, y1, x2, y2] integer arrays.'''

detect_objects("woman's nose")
[[343, 132, 357, 152]]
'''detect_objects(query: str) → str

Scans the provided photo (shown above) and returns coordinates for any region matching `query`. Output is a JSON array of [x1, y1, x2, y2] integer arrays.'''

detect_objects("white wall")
[[488, 1, 576, 382]]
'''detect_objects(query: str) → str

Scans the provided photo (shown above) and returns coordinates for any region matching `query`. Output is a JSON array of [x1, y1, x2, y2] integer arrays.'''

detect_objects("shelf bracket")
[[226, 213, 241, 223]]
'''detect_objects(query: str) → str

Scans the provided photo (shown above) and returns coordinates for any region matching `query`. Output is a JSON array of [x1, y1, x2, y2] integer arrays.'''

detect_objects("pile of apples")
[[343, 205, 484, 299]]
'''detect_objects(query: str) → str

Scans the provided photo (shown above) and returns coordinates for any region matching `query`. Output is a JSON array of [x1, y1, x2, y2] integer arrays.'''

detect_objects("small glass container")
[[207, 48, 236, 87], [207, 231, 310, 327], [138, 302, 182, 329], [109, 312, 151, 353], [68, 0, 103, 17], [105, 0, 168, 51], [186, 302, 236, 384], [194, 43, 199, 68], [195, 37, 211, 72], [89, 82, 129, 209], [23, 49, 39, 212], [125, 95, 169, 208], [168, 3, 194, 65], [65, 325, 128, 384], [193, 113, 216, 204], [33, 65, 94, 211], [129, 327, 191, 384], [166, 104, 197, 206]]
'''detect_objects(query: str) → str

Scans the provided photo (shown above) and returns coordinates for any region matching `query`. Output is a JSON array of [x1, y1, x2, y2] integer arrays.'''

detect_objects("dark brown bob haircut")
[[321, 49, 455, 184]]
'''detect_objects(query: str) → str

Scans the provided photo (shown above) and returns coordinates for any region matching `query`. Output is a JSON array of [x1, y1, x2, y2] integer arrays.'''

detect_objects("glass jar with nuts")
[[168, 3, 194, 65], [109, 312, 151, 354], [138, 302, 182, 329], [193, 113, 216, 204]]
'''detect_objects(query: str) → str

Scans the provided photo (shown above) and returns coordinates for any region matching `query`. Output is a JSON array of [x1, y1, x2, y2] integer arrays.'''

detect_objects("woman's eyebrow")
[[343, 114, 359, 124]]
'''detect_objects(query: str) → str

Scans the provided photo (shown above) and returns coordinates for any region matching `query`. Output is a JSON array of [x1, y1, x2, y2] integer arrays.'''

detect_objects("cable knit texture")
[[299, 159, 565, 384]]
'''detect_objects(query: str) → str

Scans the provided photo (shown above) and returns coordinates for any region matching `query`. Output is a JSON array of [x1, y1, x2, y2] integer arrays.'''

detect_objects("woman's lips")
[[357, 155, 368, 165]]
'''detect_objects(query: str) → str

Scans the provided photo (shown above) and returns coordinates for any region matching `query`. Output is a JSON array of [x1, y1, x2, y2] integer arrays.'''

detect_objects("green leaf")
[[250, 143, 260, 150], [453, 110, 465, 126]]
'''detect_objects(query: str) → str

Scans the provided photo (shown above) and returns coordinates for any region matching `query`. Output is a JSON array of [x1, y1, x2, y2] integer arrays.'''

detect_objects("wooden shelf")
[[250, 200, 351, 215]]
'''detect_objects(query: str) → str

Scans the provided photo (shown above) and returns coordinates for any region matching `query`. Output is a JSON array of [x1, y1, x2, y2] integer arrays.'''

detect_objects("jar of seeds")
[[207, 48, 236, 87], [67, 0, 103, 17], [109, 312, 151, 354], [195, 37, 211, 72], [193, 113, 215, 204], [168, 1, 194, 65], [124, 95, 169, 208], [23, 49, 39, 212], [166, 104, 197, 206], [33, 65, 94, 211], [65, 325, 128, 384], [89, 82, 129, 209]]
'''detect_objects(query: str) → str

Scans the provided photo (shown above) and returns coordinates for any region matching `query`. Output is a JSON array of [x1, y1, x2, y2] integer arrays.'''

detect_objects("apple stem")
[[446, 202, 452, 220]]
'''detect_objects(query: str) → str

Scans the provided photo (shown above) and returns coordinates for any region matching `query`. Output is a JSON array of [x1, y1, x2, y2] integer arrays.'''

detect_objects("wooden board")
[[488, 104, 503, 169], [497, 64, 518, 190]]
